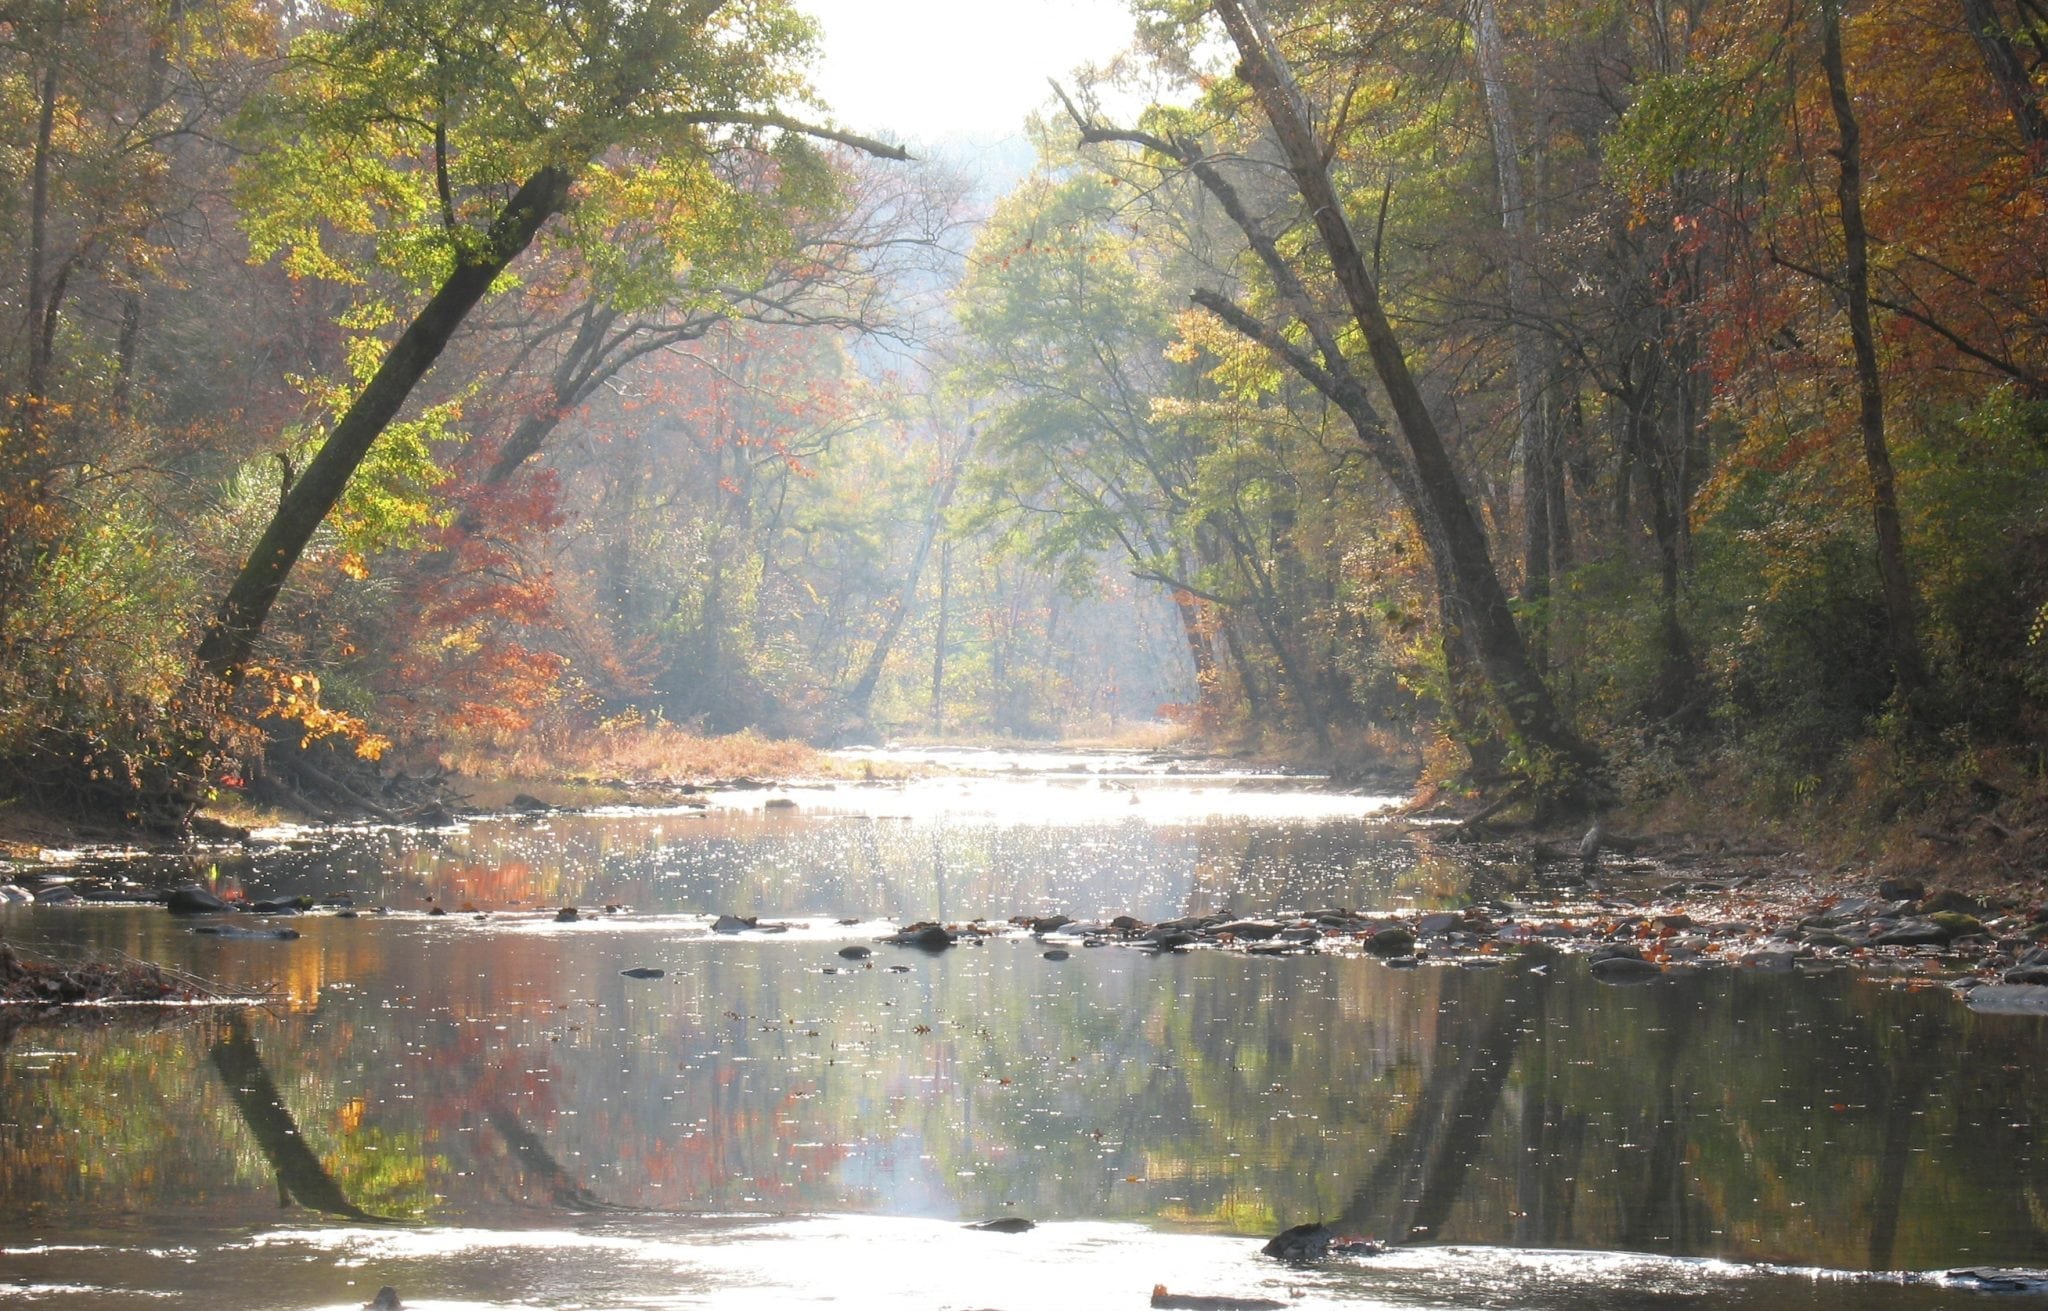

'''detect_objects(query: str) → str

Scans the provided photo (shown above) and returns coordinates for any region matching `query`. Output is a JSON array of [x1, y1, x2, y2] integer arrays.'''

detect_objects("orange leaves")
[[241, 664, 392, 760]]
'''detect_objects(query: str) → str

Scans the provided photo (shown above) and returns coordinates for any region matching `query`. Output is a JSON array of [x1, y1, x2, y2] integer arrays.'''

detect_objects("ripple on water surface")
[[2, 751, 2044, 1309]]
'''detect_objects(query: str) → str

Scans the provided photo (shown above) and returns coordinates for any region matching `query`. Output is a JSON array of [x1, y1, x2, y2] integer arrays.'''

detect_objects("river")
[[2, 749, 2044, 1309]]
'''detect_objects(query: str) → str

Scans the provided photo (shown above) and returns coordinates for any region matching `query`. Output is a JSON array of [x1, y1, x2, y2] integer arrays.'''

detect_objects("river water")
[[2, 750, 2044, 1309]]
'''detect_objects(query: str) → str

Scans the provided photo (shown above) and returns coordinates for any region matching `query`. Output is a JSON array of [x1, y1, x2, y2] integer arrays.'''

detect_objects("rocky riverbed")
[[857, 857, 2048, 1014]]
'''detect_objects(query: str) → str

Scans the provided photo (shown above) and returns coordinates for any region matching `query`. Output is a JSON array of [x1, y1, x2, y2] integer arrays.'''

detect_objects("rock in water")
[[166, 884, 232, 915], [887, 922, 955, 950], [1590, 954, 1663, 983], [711, 914, 758, 933], [367, 1289, 403, 1311], [837, 945, 871, 960], [1261, 1220, 1333, 1260], [620, 967, 665, 979], [1151, 1286, 1287, 1310], [965, 1216, 1035, 1233]]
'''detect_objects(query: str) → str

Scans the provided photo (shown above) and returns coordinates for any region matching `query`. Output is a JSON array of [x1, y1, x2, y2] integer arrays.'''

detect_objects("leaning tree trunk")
[[843, 433, 971, 724], [1961, 0, 2048, 156], [1820, 0, 1926, 702], [193, 164, 573, 687], [1214, 0, 1598, 790]]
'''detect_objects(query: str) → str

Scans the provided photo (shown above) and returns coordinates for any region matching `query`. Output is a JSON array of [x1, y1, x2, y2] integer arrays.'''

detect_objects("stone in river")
[[887, 922, 955, 950], [1031, 914, 1073, 934], [1929, 911, 1986, 940], [620, 967, 665, 979], [837, 945, 872, 960], [1044, 948, 1071, 961], [166, 884, 231, 915], [1871, 918, 1947, 946], [192, 923, 300, 940], [1261, 1220, 1333, 1260], [965, 1217, 1035, 1233], [554, 906, 579, 922], [711, 914, 758, 933], [1591, 954, 1663, 982], [1970, 984, 2048, 1014], [1368, 926, 1414, 956], [1216, 920, 1283, 940], [1150, 1289, 1287, 1311], [1416, 912, 1461, 936]]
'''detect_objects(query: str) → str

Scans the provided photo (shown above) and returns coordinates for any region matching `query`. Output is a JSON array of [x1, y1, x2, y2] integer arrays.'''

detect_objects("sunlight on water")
[[3, 751, 2045, 1310]]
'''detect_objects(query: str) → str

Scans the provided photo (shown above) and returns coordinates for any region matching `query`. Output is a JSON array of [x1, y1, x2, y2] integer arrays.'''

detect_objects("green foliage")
[[1900, 387, 2048, 717], [1607, 53, 1792, 203], [233, 0, 827, 303]]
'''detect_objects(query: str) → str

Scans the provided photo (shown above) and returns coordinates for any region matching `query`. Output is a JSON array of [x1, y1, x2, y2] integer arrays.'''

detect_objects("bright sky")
[[792, 0, 1140, 149]]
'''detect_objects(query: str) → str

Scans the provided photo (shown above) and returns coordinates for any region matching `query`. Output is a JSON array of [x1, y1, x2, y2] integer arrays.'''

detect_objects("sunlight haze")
[[793, 0, 1138, 147]]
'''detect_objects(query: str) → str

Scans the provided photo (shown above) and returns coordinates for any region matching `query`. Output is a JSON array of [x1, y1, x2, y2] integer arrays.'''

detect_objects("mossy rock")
[[1930, 911, 1986, 940]]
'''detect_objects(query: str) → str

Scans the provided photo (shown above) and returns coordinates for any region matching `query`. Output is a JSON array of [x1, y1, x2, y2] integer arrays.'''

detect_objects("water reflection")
[[3, 778, 2046, 1309]]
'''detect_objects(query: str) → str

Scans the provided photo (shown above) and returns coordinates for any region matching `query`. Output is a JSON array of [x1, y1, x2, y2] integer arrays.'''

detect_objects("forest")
[[4, 0, 2047, 862]]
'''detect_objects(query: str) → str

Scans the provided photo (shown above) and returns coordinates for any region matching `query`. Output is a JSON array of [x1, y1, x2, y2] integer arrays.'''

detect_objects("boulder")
[[1368, 926, 1415, 956], [1739, 944, 1802, 971], [1871, 918, 1948, 946], [619, 967, 665, 979], [1216, 920, 1283, 941], [888, 922, 955, 950], [965, 1217, 1035, 1233], [166, 884, 232, 915], [1150, 1289, 1287, 1311], [192, 924, 300, 940], [1929, 911, 1986, 940], [1965, 984, 2048, 1015], [1878, 875, 1926, 902], [1416, 912, 1462, 937], [1922, 889, 1987, 916], [837, 945, 872, 960], [1261, 1221, 1333, 1261], [1591, 954, 1663, 982], [1043, 949, 1071, 961], [1031, 914, 1074, 934], [711, 914, 758, 933]]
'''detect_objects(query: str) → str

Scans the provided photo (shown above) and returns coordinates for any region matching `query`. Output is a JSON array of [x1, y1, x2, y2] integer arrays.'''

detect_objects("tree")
[[191, 0, 906, 689]]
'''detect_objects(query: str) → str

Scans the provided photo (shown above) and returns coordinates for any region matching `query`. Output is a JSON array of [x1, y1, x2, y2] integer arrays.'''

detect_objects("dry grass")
[[438, 722, 833, 785]]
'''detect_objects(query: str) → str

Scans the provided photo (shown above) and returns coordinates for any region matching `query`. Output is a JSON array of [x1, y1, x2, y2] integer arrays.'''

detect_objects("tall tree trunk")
[[1213, 0, 1597, 789], [1472, 0, 1554, 609], [930, 538, 950, 734], [24, 0, 65, 403], [194, 164, 573, 686], [1820, 0, 1927, 700]]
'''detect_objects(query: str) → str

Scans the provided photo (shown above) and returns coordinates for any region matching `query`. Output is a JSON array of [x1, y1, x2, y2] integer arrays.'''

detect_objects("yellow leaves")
[[336, 552, 370, 581], [242, 664, 391, 760]]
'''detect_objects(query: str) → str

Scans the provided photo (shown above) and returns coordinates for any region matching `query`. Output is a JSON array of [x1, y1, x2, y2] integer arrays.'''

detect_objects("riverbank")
[[6, 744, 2044, 966]]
